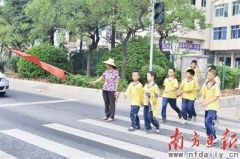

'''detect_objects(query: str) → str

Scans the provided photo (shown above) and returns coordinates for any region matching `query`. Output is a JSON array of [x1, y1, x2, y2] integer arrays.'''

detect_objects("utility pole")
[[149, 0, 155, 71], [149, 1, 164, 71]]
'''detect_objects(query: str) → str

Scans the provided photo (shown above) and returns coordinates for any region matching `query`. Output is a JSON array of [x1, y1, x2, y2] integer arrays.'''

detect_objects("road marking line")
[[43, 123, 168, 158], [0, 129, 102, 159], [0, 99, 76, 108], [78, 119, 237, 153], [138, 111, 239, 133], [0, 150, 17, 159]]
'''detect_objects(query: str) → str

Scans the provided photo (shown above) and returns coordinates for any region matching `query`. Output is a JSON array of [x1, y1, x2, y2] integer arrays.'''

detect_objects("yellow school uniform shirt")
[[125, 82, 143, 106], [205, 76, 221, 86], [142, 83, 160, 117], [201, 81, 221, 111], [201, 76, 221, 93], [180, 78, 199, 100], [187, 67, 200, 98], [162, 78, 178, 99]]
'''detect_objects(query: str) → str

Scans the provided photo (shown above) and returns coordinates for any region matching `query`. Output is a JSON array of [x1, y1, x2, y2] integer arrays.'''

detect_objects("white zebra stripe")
[[0, 129, 102, 159]]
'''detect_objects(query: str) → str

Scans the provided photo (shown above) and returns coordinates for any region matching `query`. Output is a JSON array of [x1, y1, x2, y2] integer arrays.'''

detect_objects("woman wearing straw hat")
[[90, 58, 120, 122]]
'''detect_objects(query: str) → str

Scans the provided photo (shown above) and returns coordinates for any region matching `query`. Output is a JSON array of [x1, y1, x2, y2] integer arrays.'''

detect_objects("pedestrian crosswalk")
[[0, 150, 17, 159], [0, 113, 239, 159], [44, 123, 166, 158], [1, 129, 101, 159]]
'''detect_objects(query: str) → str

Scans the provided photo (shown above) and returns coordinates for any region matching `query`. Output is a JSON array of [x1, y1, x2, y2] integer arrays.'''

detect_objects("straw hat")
[[103, 58, 116, 67]]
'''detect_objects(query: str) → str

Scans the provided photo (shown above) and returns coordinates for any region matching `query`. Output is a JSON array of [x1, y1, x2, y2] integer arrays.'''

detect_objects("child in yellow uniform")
[[142, 71, 160, 134], [187, 60, 200, 80], [200, 69, 220, 147], [161, 68, 182, 122], [177, 69, 199, 124], [203, 65, 221, 86], [124, 71, 143, 131], [187, 60, 200, 121], [202, 65, 221, 128]]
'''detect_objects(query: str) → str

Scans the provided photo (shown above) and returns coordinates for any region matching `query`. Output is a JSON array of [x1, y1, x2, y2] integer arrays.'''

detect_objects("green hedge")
[[216, 65, 240, 89], [47, 74, 128, 92], [17, 44, 71, 78], [7, 56, 20, 73], [64, 74, 128, 91]]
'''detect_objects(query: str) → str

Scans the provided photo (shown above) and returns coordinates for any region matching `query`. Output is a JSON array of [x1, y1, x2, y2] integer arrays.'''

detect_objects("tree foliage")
[[65, 0, 109, 76], [91, 0, 150, 79], [25, 0, 70, 45], [0, 0, 211, 83], [0, 0, 33, 51], [97, 37, 171, 85]]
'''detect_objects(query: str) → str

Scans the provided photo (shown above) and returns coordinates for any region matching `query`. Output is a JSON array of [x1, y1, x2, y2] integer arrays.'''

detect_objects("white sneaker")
[[193, 116, 197, 122], [206, 142, 213, 147], [206, 139, 217, 147], [156, 128, 161, 133], [213, 139, 217, 144], [181, 120, 188, 124]]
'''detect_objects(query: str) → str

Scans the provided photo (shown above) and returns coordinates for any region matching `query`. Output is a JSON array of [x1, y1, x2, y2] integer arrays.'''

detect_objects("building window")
[[186, 40, 193, 44], [215, 4, 228, 17], [213, 27, 227, 40], [201, 0, 206, 7], [231, 25, 240, 39], [233, 1, 240, 16], [191, 0, 196, 5]]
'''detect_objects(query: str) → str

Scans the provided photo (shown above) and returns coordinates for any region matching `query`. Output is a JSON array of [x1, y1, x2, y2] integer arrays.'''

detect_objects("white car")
[[0, 72, 9, 96]]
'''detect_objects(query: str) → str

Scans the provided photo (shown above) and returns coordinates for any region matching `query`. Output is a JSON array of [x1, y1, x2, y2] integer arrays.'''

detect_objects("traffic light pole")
[[149, 0, 155, 71]]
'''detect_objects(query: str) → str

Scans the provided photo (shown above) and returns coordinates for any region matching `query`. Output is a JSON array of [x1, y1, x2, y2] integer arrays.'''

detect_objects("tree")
[[155, 0, 211, 52], [0, 0, 33, 51], [25, 0, 68, 45], [97, 37, 171, 85], [63, 0, 109, 76], [91, 0, 150, 79]]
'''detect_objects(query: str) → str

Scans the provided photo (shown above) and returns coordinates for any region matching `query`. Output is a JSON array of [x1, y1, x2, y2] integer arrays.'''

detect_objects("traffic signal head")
[[154, 2, 164, 24]]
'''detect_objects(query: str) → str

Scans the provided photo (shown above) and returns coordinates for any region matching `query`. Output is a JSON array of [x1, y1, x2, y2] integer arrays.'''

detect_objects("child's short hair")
[[208, 65, 216, 70], [133, 70, 140, 76], [169, 67, 176, 72], [191, 60, 197, 65], [186, 69, 195, 76], [148, 71, 157, 79], [208, 68, 217, 76]]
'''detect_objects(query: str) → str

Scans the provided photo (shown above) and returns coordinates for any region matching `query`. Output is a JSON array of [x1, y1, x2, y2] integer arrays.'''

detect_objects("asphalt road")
[[0, 90, 239, 159]]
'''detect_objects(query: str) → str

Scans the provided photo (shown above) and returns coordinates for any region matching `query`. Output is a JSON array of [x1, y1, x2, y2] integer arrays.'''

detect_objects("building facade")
[[158, 0, 240, 68]]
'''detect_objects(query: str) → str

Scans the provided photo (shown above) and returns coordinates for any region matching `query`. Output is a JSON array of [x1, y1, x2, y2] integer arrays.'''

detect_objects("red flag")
[[8, 48, 66, 80]]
